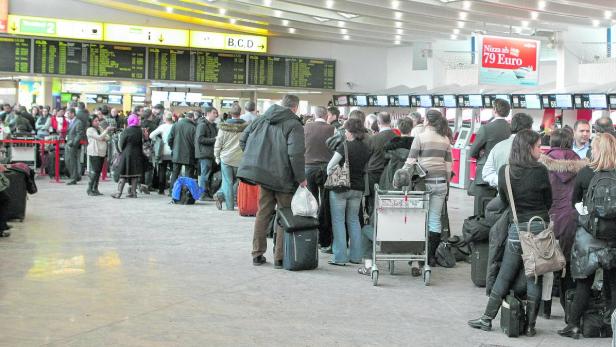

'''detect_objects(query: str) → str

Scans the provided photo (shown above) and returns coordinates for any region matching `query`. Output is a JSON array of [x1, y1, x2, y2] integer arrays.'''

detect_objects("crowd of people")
[[1, 94, 616, 340]]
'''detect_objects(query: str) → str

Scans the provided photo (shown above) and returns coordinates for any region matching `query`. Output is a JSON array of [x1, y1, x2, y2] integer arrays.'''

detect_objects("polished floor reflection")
[[0, 179, 609, 346]]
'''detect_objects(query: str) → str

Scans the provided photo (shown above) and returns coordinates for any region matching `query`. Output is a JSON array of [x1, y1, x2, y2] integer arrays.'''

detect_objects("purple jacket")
[[539, 149, 587, 259]]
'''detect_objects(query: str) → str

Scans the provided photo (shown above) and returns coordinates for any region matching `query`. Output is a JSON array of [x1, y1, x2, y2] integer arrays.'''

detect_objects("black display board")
[[33, 39, 146, 79], [0, 37, 31, 73], [148, 48, 191, 81], [247, 55, 335, 89]]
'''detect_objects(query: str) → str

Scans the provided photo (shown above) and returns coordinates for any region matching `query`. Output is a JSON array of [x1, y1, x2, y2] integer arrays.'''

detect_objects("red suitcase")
[[238, 182, 259, 217]]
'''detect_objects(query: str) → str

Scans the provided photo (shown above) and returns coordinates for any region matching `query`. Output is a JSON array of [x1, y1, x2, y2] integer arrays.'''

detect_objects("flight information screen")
[[247, 55, 335, 89], [0, 37, 30, 73], [148, 48, 192, 81], [33, 39, 145, 79]]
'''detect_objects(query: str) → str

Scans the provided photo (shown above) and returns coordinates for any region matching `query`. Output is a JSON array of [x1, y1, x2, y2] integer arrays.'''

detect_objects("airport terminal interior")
[[1, 0, 616, 346]]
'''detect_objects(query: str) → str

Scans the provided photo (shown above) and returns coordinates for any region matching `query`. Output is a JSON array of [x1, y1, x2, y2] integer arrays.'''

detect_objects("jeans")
[[198, 158, 214, 192], [218, 161, 238, 210], [330, 189, 364, 263], [426, 182, 448, 233], [490, 222, 546, 304]]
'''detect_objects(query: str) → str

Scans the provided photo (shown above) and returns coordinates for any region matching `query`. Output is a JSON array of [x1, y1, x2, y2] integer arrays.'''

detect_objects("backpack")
[[585, 171, 616, 240]]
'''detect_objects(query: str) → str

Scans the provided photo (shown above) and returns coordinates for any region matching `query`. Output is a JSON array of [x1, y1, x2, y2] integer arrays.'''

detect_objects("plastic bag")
[[291, 186, 319, 218]]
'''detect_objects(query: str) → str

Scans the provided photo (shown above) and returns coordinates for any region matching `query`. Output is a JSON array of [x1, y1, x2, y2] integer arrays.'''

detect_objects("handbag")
[[505, 165, 566, 282], [324, 141, 351, 190]]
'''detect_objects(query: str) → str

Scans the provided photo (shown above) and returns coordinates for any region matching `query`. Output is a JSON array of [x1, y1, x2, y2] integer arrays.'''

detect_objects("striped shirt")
[[406, 126, 452, 179]]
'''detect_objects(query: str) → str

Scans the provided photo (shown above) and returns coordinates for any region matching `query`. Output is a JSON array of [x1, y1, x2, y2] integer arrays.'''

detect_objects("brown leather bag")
[[505, 165, 566, 282]]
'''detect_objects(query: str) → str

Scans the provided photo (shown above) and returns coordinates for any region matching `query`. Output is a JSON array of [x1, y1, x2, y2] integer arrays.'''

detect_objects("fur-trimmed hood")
[[539, 149, 588, 184], [219, 120, 248, 133]]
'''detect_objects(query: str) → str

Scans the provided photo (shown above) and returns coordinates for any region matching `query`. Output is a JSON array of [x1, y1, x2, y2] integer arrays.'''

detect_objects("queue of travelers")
[[1, 95, 616, 341]]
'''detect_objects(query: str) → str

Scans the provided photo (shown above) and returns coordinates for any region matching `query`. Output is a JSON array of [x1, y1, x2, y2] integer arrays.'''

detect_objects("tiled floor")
[[0, 178, 610, 346]]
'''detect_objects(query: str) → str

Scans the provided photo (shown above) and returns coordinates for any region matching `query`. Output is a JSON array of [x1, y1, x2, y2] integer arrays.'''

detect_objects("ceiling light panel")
[[326, 0, 334, 8], [338, 12, 359, 19], [313, 16, 330, 22]]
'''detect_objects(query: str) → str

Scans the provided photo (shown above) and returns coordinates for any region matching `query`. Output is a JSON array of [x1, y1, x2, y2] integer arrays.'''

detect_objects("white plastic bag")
[[291, 186, 319, 218]]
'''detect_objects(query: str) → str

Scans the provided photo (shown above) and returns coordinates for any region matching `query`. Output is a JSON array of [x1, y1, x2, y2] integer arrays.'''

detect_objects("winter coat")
[[117, 126, 144, 176], [379, 147, 410, 190], [214, 119, 248, 167], [168, 118, 197, 165], [238, 104, 305, 194], [485, 196, 511, 295], [86, 127, 110, 157], [194, 117, 218, 159], [571, 225, 616, 279], [539, 150, 588, 260]]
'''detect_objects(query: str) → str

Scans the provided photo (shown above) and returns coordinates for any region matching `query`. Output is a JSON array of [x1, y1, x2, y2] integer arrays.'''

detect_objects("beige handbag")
[[324, 141, 351, 190], [505, 165, 566, 282]]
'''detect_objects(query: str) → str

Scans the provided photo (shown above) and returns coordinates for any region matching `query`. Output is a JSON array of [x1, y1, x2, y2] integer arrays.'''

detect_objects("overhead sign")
[[479, 35, 540, 86], [0, 0, 7, 33], [8, 15, 103, 40], [104, 23, 189, 47], [190, 31, 267, 53]]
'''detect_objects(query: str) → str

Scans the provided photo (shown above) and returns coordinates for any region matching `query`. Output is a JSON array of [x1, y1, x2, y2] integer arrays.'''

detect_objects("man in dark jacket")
[[195, 106, 219, 198], [469, 98, 511, 215], [238, 94, 307, 268], [365, 112, 398, 220], [65, 108, 85, 185], [168, 111, 197, 191]]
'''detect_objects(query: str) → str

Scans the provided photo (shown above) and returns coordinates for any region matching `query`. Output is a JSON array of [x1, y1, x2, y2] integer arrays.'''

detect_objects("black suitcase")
[[277, 207, 319, 271], [4, 170, 27, 221], [500, 290, 526, 337], [471, 241, 489, 287]]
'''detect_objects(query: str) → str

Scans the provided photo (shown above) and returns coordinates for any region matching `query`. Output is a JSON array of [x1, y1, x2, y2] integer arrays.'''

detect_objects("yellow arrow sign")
[[190, 31, 267, 53], [103, 23, 189, 47], [8, 15, 103, 40]]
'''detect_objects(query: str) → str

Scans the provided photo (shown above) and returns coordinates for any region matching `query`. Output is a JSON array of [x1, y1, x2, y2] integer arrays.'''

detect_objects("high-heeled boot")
[[468, 294, 501, 331], [127, 178, 138, 198], [111, 178, 126, 199], [92, 176, 103, 196], [526, 301, 539, 337]]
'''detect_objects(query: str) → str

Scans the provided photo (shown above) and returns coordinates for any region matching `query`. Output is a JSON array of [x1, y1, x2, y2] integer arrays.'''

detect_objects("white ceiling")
[[77, 0, 616, 46]]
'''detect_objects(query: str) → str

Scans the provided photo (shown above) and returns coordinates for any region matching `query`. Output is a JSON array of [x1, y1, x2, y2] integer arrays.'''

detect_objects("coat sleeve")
[[119, 131, 127, 152], [469, 127, 486, 159], [482, 149, 498, 188], [405, 134, 421, 165], [213, 130, 223, 161], [167, 124, 176, 149], [239, 122, 253, 151], [198, 123, 217, 145], [287, 123, 306, 183]]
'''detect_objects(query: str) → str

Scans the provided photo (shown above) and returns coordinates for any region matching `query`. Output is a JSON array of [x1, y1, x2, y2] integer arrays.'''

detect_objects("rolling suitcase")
[[277, 207, 319, 271], [471, 241, 489, 287], [4, 170, 27, 221], [500, 290, 526, 337], [238, 182, 259, 217]]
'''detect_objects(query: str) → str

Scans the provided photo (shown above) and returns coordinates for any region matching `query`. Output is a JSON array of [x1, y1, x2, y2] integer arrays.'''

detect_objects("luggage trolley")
[[10, 135, 37, 168], [371, 185, 431, 286]]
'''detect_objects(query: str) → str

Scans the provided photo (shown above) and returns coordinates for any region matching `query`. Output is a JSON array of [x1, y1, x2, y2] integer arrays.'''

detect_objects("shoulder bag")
[[324, 141, 351, 190], [505, 165, 566, 282]]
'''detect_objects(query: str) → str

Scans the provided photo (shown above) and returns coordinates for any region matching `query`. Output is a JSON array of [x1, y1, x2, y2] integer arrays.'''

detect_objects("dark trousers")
[[65, 145, 80, 182], [89, 156, 104, 179], [0, 190, 9, 230], [365, 171, 382, 223], [569, 267, 616, 326], [158, 160, 172, 193], [170, 163, 195, 192], [306, 164, 333, 247]]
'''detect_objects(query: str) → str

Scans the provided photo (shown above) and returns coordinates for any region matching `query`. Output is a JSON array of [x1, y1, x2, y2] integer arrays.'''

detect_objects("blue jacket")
[[172, 176, 204, 201]]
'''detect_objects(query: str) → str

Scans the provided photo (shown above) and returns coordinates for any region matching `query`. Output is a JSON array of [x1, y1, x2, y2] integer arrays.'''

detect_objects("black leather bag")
[[500, 290, 526, 337], [277, 207, 319, 232]]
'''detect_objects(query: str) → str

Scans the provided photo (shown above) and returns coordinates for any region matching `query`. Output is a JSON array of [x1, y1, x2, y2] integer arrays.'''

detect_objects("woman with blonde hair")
[[558, 133, 616, 339]]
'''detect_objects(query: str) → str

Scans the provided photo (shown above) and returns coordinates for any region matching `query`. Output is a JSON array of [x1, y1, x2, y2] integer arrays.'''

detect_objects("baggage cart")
[[10, 135, 37, 168], [371, 184, 431, 286]]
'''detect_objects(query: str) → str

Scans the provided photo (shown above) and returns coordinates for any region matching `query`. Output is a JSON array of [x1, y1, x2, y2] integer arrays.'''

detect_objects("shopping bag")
[[291, 186, 319, 218]]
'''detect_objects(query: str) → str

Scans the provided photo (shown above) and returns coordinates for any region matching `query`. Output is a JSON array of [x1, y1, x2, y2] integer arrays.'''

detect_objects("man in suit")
[[468, 98, 511, 215], [65, 108, 85, 185]]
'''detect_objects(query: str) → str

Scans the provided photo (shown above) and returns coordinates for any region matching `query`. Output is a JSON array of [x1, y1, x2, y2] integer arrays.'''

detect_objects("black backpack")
[[585, 171, 616, 240]]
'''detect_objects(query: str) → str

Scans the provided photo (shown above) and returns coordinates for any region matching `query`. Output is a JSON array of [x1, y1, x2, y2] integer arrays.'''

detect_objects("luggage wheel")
[[388, 261, 395, 275], [423, 269, 431, 286], [371, 269, 379, 286]]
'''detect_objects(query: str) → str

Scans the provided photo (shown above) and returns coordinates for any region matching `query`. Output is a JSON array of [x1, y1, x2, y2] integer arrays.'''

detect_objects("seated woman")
[[558, 133, 616, 339], [468, 129, 552, 337]]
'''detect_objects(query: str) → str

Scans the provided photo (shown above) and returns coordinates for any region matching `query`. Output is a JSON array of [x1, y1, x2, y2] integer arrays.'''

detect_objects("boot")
[[127, 178, 138, 198], [93, 177, 103, 196], [87, 174, 96, 196], [557, 324, 581, 339], [111, 179, 126, 199], [468, 294, 501, 331], [427, 231, 441, 267], [526, 301, 539, 337], [540, 299, 551, 319]]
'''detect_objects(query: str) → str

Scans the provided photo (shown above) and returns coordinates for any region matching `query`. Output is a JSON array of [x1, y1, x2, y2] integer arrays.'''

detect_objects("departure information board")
[[148, 48, 245, 84], [33, 39, 146, 79], [0, 37, 31, 73], [247, 55, 335, 89]]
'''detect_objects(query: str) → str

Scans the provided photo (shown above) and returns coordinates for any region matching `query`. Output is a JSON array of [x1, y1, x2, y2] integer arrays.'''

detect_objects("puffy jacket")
[[168, 118, 196, 165], [238, 104, 305, 194], [214, 119, 248, 167], [194, 117, 218, 159], [571, 225, 616, 279]]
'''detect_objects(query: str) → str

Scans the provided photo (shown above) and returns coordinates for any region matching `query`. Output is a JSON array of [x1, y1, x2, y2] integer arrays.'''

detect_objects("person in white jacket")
[[149, 111, 174, 195]]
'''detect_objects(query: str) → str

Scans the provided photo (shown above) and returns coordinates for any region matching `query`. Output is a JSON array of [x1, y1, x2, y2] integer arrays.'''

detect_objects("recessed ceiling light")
[[340, 28, 347, 34], [396, 28, 404, 34], [394, 40, 401, 45], [338, 12, 359, 19], [459, 12, 468, 20], [592, 19, 600, 27], [462, 1, 471, 10], [166, 6, 173, 13], [453, 28, 460, 34], [326, 0, 334, 8], [391, 0, 400, 9], [263, 0, 272, 5], [605, 11, 613, 19], [343, 35, 350, 40], [394, 35, 401, 40], [457, 21, 465, 28], [394, 11, 403, 19], [531, 11, 539, 20], [229, 18, 237, 24], [281, 19, 289, 26], [274, 10, 283, 17], [395, 21, 402, 28], [313, 16, 330, 22], [537, 0, 546, 10], [521, 20, 529, 27], [218, 8, 226, 15], [288, 28, 296, 34], [450, 34, 458, 40], [338, 21, 345, 27]]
